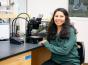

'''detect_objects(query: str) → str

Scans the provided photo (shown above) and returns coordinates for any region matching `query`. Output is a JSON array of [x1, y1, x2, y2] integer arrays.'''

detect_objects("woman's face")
[[54, 11, 65, 27]]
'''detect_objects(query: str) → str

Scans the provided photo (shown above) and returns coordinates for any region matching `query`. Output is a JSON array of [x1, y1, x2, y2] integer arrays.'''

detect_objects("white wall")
[[27, 0, 68, 19]]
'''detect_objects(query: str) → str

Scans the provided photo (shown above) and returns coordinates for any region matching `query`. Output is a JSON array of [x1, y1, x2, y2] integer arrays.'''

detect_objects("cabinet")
[[32, 47, 51, 65], [0, 51, 31, 65], [0, 47, 51, 65]]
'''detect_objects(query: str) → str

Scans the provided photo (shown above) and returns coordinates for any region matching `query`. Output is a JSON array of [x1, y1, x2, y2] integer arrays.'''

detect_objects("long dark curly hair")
[[47, 8, 77, 41]]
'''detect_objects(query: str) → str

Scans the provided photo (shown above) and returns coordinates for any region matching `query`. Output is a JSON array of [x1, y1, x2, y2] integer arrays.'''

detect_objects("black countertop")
[[0, 41, 40, 61]]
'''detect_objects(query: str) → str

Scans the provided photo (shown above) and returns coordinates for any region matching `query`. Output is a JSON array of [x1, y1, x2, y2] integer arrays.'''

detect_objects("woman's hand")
[[38, 39, 47, 46]]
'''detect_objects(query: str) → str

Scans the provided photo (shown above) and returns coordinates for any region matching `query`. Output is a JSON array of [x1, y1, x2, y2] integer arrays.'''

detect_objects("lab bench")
[[0, 41, 51, 65]]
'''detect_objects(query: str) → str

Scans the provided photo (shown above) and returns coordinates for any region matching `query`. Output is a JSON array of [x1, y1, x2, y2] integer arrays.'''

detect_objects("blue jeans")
[[42, 59, 74, 65]]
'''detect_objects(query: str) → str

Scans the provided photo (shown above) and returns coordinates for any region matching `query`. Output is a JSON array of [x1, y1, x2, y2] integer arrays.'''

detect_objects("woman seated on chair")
[[39, 8, 80, 65]]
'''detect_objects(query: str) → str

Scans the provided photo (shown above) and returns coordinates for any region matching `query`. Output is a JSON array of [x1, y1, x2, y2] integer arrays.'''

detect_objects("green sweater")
[[43, 28, 80, 65]]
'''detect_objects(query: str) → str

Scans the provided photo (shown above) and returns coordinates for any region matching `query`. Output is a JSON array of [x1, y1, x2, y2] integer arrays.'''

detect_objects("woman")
[[38, 8, 80, 65]]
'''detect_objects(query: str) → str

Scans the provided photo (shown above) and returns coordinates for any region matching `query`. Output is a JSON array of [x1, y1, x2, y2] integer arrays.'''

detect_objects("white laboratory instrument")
[[0, 20, 9, 40]]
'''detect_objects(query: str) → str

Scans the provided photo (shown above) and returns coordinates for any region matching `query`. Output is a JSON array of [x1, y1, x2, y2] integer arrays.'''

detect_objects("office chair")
[[77, 42, 85, 65]]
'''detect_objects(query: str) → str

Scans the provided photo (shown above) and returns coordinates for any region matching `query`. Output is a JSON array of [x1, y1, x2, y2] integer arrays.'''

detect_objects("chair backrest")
[[77, 42, 85, 64]]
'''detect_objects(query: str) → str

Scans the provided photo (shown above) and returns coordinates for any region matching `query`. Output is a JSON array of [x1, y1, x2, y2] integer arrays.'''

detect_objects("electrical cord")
[[16, 13, 30, 21]]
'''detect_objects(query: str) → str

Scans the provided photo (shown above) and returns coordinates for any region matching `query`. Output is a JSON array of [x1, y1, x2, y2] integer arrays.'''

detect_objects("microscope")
[[26, 16, 43, 43], [10, 13, 46, 44]]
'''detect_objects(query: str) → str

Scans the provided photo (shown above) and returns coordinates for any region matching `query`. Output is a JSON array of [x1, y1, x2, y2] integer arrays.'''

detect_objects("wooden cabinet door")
[[32, 47, 51, 65]]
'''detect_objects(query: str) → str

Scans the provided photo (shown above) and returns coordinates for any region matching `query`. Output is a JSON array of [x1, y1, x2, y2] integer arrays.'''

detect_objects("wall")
[[27, 0, 68, 19]]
